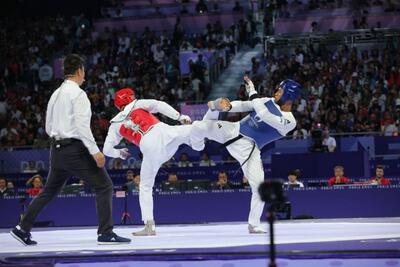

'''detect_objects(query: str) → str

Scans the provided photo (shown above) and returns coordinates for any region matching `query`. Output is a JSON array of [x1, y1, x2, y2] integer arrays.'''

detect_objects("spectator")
[[167, 172, 178, 183], [236, 83, 248, 101], [153, 45, 165, 64], [328, 166, 350, 186], [199, 152, 216, 167], [295, 47, 304, 65], [161, 172, 182, 192], [193, 54, 207, 82], [64, 178, 88, 194], [7, 181, 15, 195], [77, 179, 90, 193], [196, 0, 208, 14], [241, 176, 250, 189], [381, 111, 398, 136], [292, 124, 308, 139], [111, 158, 125, 170], [177, 153, 193, 167], [32, 133, 50, 148], [383, 121, 398, 136], [311, 21, 319, 32], [191, 76, 202, 101], [322, 130, 336, 152], [212, 171, 232, 190], [233, 1, 244, 12], [0, 125, 18, 139], [180, 40, 193, 50], [369, 165, 391, 185], [284, 170, 304, 188], [0, 177, 14, 197], [26, 174, 44, 196], [125, 170, 135, 182], [125, 170, 140, 192]]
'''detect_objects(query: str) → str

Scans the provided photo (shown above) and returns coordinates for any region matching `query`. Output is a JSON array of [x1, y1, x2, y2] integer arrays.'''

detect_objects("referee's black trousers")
[[19, 140, 114, 235]]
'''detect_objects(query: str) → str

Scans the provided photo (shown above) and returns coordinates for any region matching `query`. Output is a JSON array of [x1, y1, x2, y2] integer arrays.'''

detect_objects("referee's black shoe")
[[97, 232, 131, 245], [10, 226, 37, 246]]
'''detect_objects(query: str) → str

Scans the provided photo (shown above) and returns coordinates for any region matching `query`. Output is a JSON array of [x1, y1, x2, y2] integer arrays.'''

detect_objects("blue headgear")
[[277, 79, 302, 103]]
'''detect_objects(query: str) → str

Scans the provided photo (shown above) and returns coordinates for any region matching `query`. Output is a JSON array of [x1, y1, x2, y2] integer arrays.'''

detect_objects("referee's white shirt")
[[45, 79, 100, 155]]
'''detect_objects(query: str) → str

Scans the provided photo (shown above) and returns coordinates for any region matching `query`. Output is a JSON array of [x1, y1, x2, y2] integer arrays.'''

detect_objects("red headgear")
[[114, 88, 135, 110]]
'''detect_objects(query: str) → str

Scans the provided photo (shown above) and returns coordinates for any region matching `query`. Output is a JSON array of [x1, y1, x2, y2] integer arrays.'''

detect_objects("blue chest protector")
[[239, 100, 284, 149]]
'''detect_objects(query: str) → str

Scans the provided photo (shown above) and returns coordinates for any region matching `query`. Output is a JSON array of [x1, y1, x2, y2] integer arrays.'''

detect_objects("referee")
[[11, 54, 131, 245]]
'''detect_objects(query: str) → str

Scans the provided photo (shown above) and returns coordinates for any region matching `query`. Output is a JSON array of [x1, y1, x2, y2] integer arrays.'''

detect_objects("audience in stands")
[[1, 3, 400, 187], [212, 171, 232, 190], [125, 170, 140, 192], [63, 179, 88, 195], [0, 12, 243, 149], [322, 130, 337, 152], [177, 153, 193, 167], [311, 21, 319, 32], [241, 176, 250, 189], [301, 0, 400, 12], [7, 181, 15, 195], [77, 179, 91, 193], [199, 152, 216, 167], [0, 177, 14, 197], [246, 44, 400, 139], [2, 3, 400, 153], [26, 174, 44, 196], [292, 123, 308, 139], [328, 166, 350, 186], [284, 169, 304, 188], [167, 172, 179, 183], [369, 165, 391, 185], [161, 172, 182, 192], [110, 158, 126, 170]]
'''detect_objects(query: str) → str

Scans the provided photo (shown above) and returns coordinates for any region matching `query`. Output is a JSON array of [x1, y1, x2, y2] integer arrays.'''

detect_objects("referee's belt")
[[50, 138, 81, 147]]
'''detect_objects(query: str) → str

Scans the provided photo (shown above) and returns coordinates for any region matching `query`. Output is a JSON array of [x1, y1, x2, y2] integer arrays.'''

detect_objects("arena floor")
[[0, 218, 399, 266]]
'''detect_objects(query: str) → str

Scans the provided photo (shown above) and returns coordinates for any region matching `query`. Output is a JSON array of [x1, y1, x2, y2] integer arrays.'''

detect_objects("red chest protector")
[[119, 109, 160, 146]]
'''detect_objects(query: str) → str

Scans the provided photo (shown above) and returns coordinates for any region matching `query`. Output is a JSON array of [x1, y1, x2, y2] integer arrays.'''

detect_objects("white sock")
[[16, 225, 26, 233]]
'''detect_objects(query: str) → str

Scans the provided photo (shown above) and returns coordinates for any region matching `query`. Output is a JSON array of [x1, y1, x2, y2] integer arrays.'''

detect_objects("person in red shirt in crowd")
[[380, 112, 395, 128], [369, 165, 391, 185], [328, 165, 350, 186], [388, 66, 400, 88], [26, 174, 44, 197]]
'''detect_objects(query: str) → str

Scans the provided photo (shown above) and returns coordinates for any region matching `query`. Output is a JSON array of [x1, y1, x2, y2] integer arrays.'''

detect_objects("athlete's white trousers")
[[190, 115, 265, 227], [139, 122, 192, 222]]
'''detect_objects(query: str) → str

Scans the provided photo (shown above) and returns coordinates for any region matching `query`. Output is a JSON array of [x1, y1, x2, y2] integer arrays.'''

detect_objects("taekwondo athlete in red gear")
[[103, 88, 192, 236]]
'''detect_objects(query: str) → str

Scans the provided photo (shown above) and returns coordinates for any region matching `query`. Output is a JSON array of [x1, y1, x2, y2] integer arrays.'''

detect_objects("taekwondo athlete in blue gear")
[[190, 76, 301, 234]]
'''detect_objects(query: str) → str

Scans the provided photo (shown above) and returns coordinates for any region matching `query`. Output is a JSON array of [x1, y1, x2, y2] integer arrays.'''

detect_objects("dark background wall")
[[0, 0, 104, 18]]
